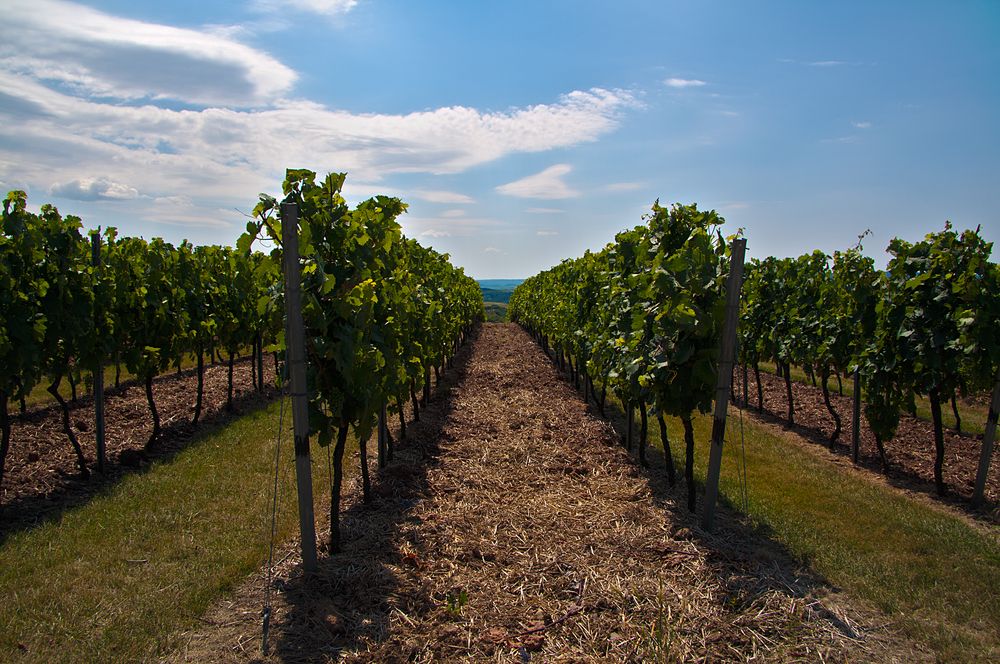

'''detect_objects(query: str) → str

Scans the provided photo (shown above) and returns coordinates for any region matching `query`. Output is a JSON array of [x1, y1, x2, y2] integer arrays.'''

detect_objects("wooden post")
[[377, 402, 388, 469], [851, 367, 861, 464], [702, 238, 747, 532], [281, 198, 318, 573], [972, 369, 1000, 507], [92, 233, 106, 473]]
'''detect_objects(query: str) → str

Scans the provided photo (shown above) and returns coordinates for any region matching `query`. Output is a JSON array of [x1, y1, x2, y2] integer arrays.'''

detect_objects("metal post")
[[281, 198, 317, 573], [91, 233, 106, 474], [851, 367, 861, 464], [972, 369, 1000, 507], [702, 237, 747, 532]]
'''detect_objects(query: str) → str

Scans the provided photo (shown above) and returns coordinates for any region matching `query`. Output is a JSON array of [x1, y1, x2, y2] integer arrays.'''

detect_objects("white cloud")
[[0, 2, 638, 237], [483, 246, 502, 254], [50, 177, 139, 201], [526, 207, 565, 214], [0, 73, 634, 231], [852, 121, 872, 129], [440, 208, 467, 218], [412, 190, 475, 204], [253, 0, 358, 17], [496, 164, 578, 200], [401, 216, 501, 238], [665, 78, 707, 88], [147, 211, 235, 229], [1, 0, 296, 106], [809, 60, 847, 67], [144, 197, 236, 229], [605, 182, 643, 192], [536, 230, 558, 236]]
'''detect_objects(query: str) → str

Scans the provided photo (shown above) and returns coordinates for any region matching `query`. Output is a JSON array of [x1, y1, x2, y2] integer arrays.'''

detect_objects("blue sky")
[[1, 0, 997, 278]]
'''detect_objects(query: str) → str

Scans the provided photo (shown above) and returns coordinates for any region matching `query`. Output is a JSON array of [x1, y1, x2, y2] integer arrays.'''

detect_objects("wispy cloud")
[[780, 58, 866, 68], [440, 208, 466, 218], [0, 73, 633, 230], [821, 136, 859, 144], [496, 164, 578, 200], [536, 230, 558, 236], [0, 2, 641, 235], [852, 121, 872, 129], [253, 0, 358, 17], [605, 182, 643, 192], [664, 77, 707, 88], [526, 207, 565, 214], [2, 0, 296, 106], [401, 216, 501, 238], [412, 190, 475, 204]]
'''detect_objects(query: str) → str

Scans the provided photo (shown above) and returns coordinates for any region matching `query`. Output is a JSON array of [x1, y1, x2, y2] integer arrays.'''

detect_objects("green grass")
[[638, 405, 1000, 662], [0, 399, 352, 662], [483, 301, 508, 323], [757, 363, 989, 435], [20, 350, 254, 411]]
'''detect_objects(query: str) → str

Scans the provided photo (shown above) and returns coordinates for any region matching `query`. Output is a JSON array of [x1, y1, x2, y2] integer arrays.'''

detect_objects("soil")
[[166, 324, 921, 663], [736, 367, 999, 522], [1, 355, 276, 538]]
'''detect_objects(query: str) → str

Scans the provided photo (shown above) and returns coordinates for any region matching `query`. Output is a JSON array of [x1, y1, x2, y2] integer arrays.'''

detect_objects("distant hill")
[[477, 279, 524, 290], [477, 279, 522, 305]]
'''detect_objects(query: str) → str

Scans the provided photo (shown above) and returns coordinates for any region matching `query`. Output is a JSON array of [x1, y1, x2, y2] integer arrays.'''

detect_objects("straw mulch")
[[167, 323, 922, 663]]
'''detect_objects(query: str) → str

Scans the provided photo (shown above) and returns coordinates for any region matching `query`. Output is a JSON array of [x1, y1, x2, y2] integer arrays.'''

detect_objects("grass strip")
[[584, 365, 996, 663], [646, 406, 999, 662], [754, 363, 989, 435], [0, 399, 349, 662], [21, 349, 257, 411]]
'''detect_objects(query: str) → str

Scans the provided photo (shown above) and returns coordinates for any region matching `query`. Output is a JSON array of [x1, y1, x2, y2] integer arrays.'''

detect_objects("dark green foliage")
[[510, 201, 733, 511], [242, 170, 482, 550]]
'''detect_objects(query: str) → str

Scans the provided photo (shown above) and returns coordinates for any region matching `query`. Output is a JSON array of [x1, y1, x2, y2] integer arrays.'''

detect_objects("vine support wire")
[[378, 402, 388, 469], [735, 352, 750, 514], [726, 339, 750, 515], [972, 367, 1000, 507], [261, 359, 290, 656], [91, 232, 106, 473], [702, 237, 747, 532], [851, 367, 862, 464], [725, 342, 751, 515]]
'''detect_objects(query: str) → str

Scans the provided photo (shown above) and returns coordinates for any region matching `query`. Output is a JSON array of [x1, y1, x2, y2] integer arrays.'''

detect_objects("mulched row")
[[1, 356, 276, 537], [736, 368, 999, 519], [167, 324, 921, 663]]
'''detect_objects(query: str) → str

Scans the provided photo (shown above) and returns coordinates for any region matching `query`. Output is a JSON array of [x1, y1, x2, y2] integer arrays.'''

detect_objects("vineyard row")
[[0, 170, 484, 518], [510, 204, 1000, 507]]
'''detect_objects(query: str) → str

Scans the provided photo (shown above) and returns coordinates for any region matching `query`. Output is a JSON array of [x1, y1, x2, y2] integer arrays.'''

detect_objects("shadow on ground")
[[0, 369, 277, 544], [729, 390, 999, 525], [531, 342, 865, 633], [265, 328, 479, 662]]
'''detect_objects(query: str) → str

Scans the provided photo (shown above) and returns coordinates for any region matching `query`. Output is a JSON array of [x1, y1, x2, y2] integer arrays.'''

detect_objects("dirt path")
[[168, 324, 919, 663]]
